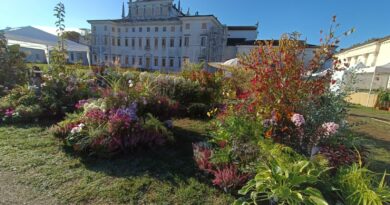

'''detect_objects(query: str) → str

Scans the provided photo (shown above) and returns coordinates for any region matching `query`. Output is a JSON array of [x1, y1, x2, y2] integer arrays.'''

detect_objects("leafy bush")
[[376, 90, 390, 109], [187, 103, 210, 119], [52, 99, 173, 157], [0, 72, 96, 123], [235, 158, 328, 205], [335, 162, 390, 205], [0, 33, 27, 90]]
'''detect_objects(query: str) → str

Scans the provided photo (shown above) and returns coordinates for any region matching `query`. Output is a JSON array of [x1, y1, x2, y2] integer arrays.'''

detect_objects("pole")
[[367, 69, 376, 107]]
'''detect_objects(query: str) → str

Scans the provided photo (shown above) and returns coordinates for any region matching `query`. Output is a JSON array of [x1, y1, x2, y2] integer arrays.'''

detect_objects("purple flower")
[[115, 102, 138, 121], [321, 122, 339, 137], [263, 119, 276, 128], [291, 113, 305, 127]]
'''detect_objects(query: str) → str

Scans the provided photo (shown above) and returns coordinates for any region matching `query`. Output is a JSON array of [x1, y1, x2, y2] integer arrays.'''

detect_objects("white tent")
[[365, 63, 390, 106], [208, 58, 240, 70], [3, 26, 90, 67]]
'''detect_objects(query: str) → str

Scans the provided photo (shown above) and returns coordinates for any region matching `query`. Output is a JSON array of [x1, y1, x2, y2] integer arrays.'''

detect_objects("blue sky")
[[1, 0, 389, 49]]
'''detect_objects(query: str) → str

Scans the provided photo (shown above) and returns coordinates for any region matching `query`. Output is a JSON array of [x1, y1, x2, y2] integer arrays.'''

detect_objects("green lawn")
[[347, 105, 390, 178], [0, 119, 233, 205], [0, 106, 389, 204]]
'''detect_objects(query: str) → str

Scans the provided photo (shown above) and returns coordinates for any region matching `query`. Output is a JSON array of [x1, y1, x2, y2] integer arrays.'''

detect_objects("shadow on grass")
[[61, 124, 211, 186]]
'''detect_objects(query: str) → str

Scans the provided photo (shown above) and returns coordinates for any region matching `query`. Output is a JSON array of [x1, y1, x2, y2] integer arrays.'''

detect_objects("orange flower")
[[265, 129, 273, 138]]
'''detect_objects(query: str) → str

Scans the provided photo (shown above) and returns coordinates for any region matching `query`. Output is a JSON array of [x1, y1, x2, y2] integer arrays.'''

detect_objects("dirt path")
[[0, 171, 58, 205]]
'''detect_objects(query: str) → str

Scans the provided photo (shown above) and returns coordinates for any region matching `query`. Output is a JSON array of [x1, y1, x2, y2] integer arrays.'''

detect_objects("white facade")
[[336, 37, 390, 69], [89, 0, 258, 71], [335, 36, 390, 90]]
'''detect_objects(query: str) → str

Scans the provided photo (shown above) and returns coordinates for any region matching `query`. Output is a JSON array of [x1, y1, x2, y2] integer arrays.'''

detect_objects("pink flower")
[[291, 113, 305, 127], [321, 122, 339, 137], [75, 99, 89, 110], [4, 108, 14, 117]]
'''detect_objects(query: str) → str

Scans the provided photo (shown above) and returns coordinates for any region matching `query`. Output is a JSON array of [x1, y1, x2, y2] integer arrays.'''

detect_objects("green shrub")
[[187, 103, 209, 119], [335, 162, 390, 205], [235, 156, 329, 205]]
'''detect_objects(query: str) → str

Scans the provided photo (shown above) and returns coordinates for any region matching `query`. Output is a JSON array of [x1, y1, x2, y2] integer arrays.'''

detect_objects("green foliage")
[[143, 113, 174, 142], [335, 162, 390, 205], [0, 33, 27, 90], [236, 155, 329, 205], [50, 2, 67, 74]]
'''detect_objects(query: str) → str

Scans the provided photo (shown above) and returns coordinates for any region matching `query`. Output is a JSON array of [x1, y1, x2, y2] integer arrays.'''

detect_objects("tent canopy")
[[3, 26, 89, 52]]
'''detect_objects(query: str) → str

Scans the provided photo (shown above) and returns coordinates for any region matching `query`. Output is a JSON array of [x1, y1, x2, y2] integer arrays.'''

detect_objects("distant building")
[[88, 0, 258, 71], [335, 35, 390, 90], [2, 26, 91, 65]]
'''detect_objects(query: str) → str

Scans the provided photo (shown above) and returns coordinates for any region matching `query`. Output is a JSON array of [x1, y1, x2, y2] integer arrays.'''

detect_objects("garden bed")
[[0, 119, 234, 204]]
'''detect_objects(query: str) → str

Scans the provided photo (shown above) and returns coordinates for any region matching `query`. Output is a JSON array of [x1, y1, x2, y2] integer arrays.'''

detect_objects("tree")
[[50, 2, 67, 74], [0, 32, 27, 95], [63, 31, 81, 43]]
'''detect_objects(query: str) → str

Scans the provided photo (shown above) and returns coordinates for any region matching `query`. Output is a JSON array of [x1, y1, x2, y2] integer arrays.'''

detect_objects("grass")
[[347, 104, 390, 178], [0, 106, 389, 204], [0, 119, 233, 205]]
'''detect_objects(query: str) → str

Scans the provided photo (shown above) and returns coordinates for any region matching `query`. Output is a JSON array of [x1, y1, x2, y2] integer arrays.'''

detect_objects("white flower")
[[41, 83, 47, 87], [128, 80, 134, 88], [70, 123, 85, 135]]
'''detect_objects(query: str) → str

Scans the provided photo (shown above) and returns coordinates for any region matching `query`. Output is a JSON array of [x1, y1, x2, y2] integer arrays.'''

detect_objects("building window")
[[139, 57, 143, 65], [104, 36, 108, 45], [125, 38, 129, 47], [169, 58, 174, 67], [132, 38, 135, 48], [154, 57, 158, 66], [93, 54, 97, 62], [132, 28, 135, 32], [146, 38, 151, 49], [185, 23, 190, 30], [117, 38, 121, 46], [179, 38, 182, 47], [112, 38, 115, 46], [170, 38, 175, 47], [117, 27, 121, 33], [104, 26, 107, 31], [155, 27, 159, 32], [183, 57, 190, 64], [105, 55, 108, 61], [132, 56, 136, 65], [184, 36, 190, 47], [125, 56, 129, 65], [139, 38, 142, 48], [125, 28, 129, 32], [201, 36, 207, 47], [112, 27, 115, 32], [162, 38, 166, 48], [154, 38, 158, 49], [171, 26, 175, 32], [162, 58, 166, 67], [70, 53, 74, 61], [202, 23, 207, 29], [92, 26, 96, 32], [147, 27, 150, 32], [163, 27, 167, 32], [139, 27, 143, 32]]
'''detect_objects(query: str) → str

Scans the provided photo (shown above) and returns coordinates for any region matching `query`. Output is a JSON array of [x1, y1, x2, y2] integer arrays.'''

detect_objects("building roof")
[[1, 26, 89, 52], [339, 35, 390, 53], [227, 26, 258, 31]]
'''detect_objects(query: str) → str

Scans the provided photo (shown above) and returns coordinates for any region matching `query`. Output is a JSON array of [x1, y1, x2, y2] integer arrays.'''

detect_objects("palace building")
[[88, 0, 258, 71]]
